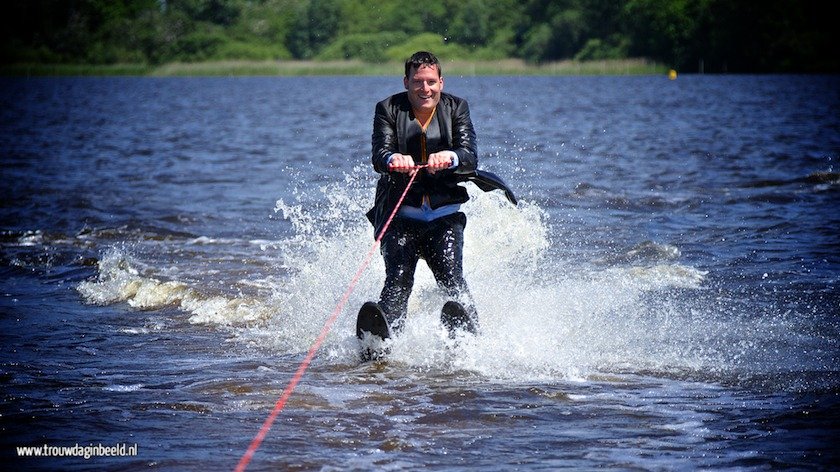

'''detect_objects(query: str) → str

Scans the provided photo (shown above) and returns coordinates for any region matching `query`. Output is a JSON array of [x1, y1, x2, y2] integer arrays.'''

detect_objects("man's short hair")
[[405, 51, 441, 78]]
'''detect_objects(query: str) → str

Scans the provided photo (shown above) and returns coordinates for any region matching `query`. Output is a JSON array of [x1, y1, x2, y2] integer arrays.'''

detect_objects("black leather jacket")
[[367, 91, 479, 236]]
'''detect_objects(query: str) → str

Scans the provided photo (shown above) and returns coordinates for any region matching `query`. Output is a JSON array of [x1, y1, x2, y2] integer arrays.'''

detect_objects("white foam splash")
[[78, 170, 716, 382], [263, 181, 713, 381], [103, 384, 144, 392], [78, 248, 271, 325]]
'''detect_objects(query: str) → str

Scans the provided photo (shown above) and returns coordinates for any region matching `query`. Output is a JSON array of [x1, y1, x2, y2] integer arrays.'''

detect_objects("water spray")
[[235, 165, 426, 471]]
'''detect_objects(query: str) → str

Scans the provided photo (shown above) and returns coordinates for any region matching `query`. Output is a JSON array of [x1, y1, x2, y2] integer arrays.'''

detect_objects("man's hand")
[[388, 153, 417, 173], [426, 152, 453, 174]]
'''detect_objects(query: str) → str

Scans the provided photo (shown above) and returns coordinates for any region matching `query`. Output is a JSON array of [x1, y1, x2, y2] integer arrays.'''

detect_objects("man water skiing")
[[358, 51, 515, 350]]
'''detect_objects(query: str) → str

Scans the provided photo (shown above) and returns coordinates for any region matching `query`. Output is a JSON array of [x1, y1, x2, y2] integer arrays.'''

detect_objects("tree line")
[[2, 0, 836, 73]]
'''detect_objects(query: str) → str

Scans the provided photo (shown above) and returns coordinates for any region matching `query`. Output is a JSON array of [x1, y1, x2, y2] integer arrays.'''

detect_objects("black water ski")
[[441, 301, 477, 338], [356, 301, 391, 361]]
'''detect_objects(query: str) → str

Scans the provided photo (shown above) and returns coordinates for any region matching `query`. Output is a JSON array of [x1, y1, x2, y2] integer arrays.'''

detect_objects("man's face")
[[404, 64, 443, 113]]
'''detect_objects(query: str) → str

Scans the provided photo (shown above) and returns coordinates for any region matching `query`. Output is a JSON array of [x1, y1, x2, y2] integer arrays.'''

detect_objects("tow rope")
[[235, 165, 425, 471]]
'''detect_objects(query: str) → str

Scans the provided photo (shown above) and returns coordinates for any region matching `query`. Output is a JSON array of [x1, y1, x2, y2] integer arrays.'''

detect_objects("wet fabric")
[[377, 212, 477, 330]]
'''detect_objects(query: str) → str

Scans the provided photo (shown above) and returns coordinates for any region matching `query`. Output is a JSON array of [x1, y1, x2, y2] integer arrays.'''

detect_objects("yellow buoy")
[[668, 69, 678, 80]]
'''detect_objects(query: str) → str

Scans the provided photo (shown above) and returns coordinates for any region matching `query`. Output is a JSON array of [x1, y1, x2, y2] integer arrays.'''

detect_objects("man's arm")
[[449, 98, 478, 175], [372, 99, 404, 173]]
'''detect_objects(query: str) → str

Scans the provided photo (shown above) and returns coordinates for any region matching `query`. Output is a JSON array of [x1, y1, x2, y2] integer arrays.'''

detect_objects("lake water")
[[1, 74, 838, 470]]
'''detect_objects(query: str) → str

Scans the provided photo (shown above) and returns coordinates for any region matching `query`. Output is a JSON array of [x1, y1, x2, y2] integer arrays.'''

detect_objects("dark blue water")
[[2, 74, 838, 470]]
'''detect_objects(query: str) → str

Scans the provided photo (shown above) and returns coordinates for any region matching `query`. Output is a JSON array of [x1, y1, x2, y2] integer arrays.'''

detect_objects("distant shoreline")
[[2, 58, 668, 77]]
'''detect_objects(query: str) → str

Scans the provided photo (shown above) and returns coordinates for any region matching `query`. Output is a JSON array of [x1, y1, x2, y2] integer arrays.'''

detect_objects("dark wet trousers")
[[378, 212, 477, 331]]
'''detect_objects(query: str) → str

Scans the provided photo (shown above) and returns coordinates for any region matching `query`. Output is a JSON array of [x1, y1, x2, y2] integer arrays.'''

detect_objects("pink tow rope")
[[235, 165, 426, 472]]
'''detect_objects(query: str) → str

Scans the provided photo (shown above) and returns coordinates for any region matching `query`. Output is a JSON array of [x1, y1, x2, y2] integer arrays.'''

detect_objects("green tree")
[[448, 0, 490, 46], [516, 0, 588, 62], [167, 0, 241, 26], [337, 0, 395, 35], [624, 0, 697, 68], [287, 0, 342, 59], [690, 0, 838, 73], [317, 31, 409, 62], [2, 0, 837, 72], [224, 0, 296, 59], [384, 33, 469, 62]]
